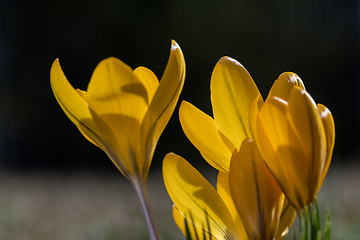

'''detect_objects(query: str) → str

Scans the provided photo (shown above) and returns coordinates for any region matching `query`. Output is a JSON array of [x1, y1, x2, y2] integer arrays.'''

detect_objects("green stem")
[[296, 200, 331, 240], [299, 207, 309, 240], [325, 207, 331, 240], [131, 177, 160, 240], [304, 206, 309, 240]]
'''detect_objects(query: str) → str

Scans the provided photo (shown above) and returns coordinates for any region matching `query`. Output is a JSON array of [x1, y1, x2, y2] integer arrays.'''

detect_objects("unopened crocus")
[[50, 40, 185, 240], [250, 76, 335, 211]]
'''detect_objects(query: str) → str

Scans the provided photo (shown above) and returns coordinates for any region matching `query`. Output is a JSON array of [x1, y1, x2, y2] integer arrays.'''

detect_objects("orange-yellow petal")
[[254, 95, 308, 210], [275, 198, 297, 239], [286, 87, 327, 207], [317, 104, 335, 185], [267, 72, 305, 101], [217, 172, 248, 240], [229, 139, 284, 240], [249, 94, 264, 143]]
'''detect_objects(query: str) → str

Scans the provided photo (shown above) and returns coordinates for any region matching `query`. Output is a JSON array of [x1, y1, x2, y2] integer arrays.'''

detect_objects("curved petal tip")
[[278, 72, 305, 90], [171, 40, 181, 52], [217, 56, 245, 69]]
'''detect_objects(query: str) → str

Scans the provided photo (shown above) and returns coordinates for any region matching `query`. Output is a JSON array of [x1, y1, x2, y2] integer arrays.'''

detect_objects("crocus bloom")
[[50, 40, 185, 240], [50, 40, 185, 183], [163, 150, 295, 240], [179, 55, 333, 212], [250, 76, 335, 211]]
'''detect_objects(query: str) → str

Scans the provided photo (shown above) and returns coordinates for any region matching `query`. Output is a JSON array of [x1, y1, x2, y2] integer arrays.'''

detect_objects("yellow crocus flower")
[[163, 149, 295, 240], [179, 55, 333, 213], [50, 40, 185, 182], [50, 40, 185, 240], [250, 79, 335, 212]]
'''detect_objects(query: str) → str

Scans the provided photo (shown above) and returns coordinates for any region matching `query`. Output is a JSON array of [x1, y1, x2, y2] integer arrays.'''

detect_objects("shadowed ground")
[[0, 162, 358, 240]]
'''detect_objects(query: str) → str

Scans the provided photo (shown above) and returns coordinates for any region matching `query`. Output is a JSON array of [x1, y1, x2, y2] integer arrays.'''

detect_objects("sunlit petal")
[[179, 101, 233, 172], [74, 89, 100, 148], [211, 56, 261, 147], [50, 60, 109, 153], [317, 104, 335, 185], [254, 96, 307, 210], [133, 66, 159, 105], [249, 94, 264, 142], [140, 40, 185, 177], [255, 87, 329, 211], [163, 153, 235, 239], [275, 198, 297, 239], [229, 139, 283, 240], [87, 57, 148, 121], [173, 205, 219, 240], [267, 72, 305, 101], [217, 172, 248, 240], [286, 87, 327, 207], [85, 57, 149, 175], [50, 59, 100, 141]]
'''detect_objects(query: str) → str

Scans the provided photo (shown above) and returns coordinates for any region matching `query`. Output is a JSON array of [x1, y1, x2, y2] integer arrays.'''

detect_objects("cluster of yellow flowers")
[[50, 40, 334, 240]]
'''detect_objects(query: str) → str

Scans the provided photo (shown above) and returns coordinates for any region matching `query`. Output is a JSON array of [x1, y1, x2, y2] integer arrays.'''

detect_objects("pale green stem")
[[131, 177, 160, 240]]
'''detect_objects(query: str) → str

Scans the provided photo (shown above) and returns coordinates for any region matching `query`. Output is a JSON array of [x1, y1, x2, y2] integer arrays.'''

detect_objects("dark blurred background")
[[0, 0, 358, 172], [0, 0, 359, 239]]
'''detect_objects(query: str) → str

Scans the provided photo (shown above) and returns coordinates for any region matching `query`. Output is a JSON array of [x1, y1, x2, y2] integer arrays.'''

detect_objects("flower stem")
[[131, 177, 160, 240]]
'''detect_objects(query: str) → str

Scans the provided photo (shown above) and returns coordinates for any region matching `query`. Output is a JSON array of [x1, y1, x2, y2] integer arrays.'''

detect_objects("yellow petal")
[[50, 59, 98, 139], [179, 101, 233, 172], [163, 153, 235, 239], [229, 139, 284, 240], [133, 66, 159, 105], [267, 72, 305, 101], [217, 172, 248, 240], [140, 40, 185, 177], [287, 87, 327, 206], [87, 57, 149, 121], [74, 89, 100, 148], [255, 96, 307, 210], [211, 57, 261, 147], [173, 205, 219, 240], [317, 104, 335, 189], [249, 94, 264, 143], [86, 57, 149, 176], [275, 198, 297, 239], [50, 59, 113, 156]]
